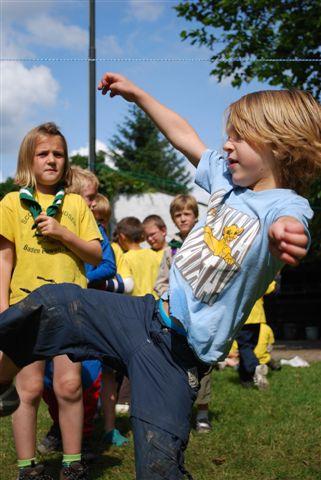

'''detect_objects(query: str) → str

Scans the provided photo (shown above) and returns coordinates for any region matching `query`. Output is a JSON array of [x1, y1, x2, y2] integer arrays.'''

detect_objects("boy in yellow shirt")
[[142, 214, 168, 266], [115, 217, 160, 297]]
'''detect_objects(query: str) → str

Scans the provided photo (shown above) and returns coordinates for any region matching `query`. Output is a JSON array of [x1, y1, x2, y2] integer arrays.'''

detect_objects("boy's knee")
[[18, 381, 43, 405], [54, 376, 82, 402]]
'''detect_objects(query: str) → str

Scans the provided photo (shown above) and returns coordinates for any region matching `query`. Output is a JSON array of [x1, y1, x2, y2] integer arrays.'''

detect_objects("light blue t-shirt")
[[168, 149, 313, 364]]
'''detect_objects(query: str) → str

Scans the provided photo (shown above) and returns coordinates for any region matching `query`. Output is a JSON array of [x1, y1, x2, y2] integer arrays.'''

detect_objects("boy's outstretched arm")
[[268, 217, 308, 266], [98, 72, 207, 166]]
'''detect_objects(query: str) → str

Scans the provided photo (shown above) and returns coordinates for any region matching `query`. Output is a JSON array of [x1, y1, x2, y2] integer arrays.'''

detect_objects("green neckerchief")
[[168, 238, 183, 249], [19, 186, 65, 229]]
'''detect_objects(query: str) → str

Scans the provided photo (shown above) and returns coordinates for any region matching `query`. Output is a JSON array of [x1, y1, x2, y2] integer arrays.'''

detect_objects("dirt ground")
[[272, 340, 321, 363]]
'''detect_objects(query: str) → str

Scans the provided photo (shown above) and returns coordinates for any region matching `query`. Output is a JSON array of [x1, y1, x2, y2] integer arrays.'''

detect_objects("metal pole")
[[89, 0, 96, 171]]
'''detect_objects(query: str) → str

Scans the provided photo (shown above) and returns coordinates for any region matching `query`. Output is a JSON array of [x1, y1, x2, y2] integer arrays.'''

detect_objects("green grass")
[[1, 364, 321, 480]]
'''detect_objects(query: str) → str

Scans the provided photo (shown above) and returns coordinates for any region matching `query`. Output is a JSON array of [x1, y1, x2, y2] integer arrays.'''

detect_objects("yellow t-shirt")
[[245, 280, 276, 325], [118, 248, 160, 297], [111, 241, 124, 269], [153, 248, 165, 267], [0, 191, 101, 305]]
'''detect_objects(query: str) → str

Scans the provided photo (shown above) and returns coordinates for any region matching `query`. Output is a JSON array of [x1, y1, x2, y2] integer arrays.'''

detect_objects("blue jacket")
[[85, 224, 116, 286]]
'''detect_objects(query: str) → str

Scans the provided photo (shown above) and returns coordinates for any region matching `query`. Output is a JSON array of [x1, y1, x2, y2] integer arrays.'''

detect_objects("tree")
[[109, 106, 191, 195], [0, 177, 19, 200], [175, 0, 321, 98]]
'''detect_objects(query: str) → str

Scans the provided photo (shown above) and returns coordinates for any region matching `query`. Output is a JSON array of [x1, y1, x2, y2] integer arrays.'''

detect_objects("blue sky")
[[1, 0, 272, 189]]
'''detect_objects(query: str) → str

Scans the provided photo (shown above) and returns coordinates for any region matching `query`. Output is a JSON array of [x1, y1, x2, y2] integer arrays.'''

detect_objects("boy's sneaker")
[[17, 463, 53, 480], [37, 424, 62, 454], [253, 364, 269, 390], [0, 382, 20, 417], [195, 418, 212, 433], [115, 403, 130, 415], [59, 461, 89, 480]]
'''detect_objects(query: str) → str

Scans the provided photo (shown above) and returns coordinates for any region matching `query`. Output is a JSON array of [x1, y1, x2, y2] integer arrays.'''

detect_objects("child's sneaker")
[[59, 461, 89, 480], [195, 418, 212, 433], [0, 382, 20, 417], [115, 403, 130, 415], [17, 463, 53, 480], [253, 364, 269, 390], [37, 424, 62, 454]]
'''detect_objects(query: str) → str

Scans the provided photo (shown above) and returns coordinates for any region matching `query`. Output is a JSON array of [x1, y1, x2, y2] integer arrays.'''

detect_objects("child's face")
[[33, 135, 65, 191], [81, 181, 98, 209], [93, 210, 107, 229], [144, 222, 167, 250], [173, 208, 197, 238], [223, 133, 276, 191]]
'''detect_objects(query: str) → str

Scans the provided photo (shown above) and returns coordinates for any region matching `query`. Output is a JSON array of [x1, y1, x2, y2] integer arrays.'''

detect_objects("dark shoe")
[[59, 461, 89, 480], [17, 463, 54, 480], [37, 424, 62, 454], [82, 437, 99, 463], [195, 418, 212, 433], [0, 382, 20, 417], [268, 359, 282, 371]]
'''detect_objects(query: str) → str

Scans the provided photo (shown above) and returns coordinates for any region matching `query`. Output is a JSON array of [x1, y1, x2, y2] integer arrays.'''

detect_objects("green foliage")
[[69, 107, 191, 201], [175, 0, 321, 98], [108, 106, 191, 196], [0, 177, 19, 200]]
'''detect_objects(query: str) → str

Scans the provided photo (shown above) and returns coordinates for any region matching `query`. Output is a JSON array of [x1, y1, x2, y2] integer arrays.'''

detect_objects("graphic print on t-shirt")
[[174, 189, 260, 305]]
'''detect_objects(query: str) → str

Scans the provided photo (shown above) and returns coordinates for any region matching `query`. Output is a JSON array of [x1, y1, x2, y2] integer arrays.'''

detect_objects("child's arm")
[[98, 72, 207, 167], [35, 214, 102, 266], [268, 216, 308, 266], [86, 236, 117, 285], [0, 236, 15, 312]]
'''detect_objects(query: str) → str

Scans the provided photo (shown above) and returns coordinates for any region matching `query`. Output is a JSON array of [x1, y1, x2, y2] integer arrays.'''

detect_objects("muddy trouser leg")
[[132, 418, 192, 480], [128, 314, 211, 480]]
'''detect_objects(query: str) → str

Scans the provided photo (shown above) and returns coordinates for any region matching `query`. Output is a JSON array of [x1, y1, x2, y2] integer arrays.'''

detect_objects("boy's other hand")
[[98, 72, 141, 102], [268, 217, 308, 266]]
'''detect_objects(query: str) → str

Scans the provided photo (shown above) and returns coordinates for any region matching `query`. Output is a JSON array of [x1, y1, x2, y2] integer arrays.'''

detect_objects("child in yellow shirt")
[[114, 217, 160, 297]]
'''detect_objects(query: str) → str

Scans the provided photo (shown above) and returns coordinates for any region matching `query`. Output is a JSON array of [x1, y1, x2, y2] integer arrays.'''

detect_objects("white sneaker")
[[115, 403, 130, 415], [253, 364, 269, 390]]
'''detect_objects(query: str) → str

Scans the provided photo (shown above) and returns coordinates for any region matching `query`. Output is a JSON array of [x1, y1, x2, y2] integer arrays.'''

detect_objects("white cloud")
[[25, 15, 87, 52], [128, 1, 164, 22], [0, 61, 59, 154], [70, 140, 115, 168]]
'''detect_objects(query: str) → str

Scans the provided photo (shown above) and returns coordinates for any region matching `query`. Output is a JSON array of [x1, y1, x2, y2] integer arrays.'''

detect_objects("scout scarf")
[[19, 186, 65, 228]]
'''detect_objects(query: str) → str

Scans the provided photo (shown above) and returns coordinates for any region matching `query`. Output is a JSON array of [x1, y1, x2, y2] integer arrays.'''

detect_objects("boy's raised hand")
[[98, 72, 141, 102], [268, 217, 308, 266]]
